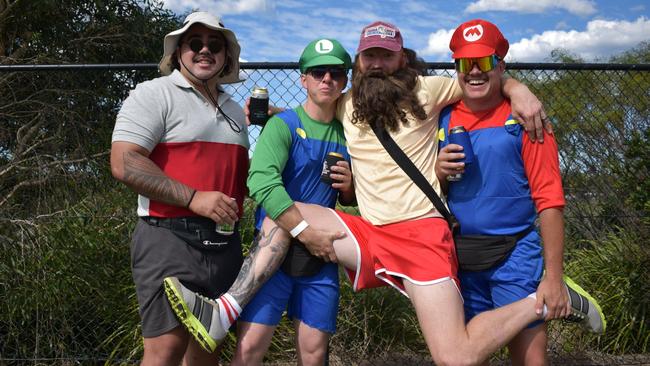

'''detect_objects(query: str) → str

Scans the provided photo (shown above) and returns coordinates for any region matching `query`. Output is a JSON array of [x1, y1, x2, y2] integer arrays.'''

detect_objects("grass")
[[2, 190, 648, 364]]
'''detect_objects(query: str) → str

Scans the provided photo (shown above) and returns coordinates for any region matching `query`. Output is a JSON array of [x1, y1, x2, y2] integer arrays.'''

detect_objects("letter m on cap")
[[463, 25, 483, 42]]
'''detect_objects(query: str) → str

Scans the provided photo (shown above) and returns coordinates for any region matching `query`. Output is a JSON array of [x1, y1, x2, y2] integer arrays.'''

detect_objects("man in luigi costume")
[[232, 37, 355, 365]]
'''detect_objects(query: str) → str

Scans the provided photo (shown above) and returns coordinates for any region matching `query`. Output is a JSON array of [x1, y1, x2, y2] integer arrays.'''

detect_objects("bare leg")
[[227, 219, 292, 306], [292, 203, 359, 270], [163, 219, 292, 353], [163, 203, 355, 353], [230, 321, 276, 366], [141, 326, 220, 366], [294, 319, 330, 366], [182, 334, 222, 366], [508, 324, 548, 366], [225, 203, 357, 307], [141, 328, 187, 366], [404, 279, 541, 366]]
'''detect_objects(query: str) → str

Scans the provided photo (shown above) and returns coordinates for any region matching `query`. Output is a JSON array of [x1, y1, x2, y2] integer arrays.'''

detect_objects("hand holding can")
[[320, 152, 345, 185], [216, 197, 237, 235], [447, 126, 475, 182], [249, 86, 269, 126]]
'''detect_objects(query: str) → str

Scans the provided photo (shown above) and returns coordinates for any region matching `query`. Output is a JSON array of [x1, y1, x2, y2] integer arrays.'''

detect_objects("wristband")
[[186, 189, 197, 208], [289, 220, 309, 238]]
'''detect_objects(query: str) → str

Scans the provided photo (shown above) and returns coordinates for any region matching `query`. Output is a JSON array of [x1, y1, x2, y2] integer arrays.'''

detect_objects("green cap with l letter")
[[299, 38, 352, 73]]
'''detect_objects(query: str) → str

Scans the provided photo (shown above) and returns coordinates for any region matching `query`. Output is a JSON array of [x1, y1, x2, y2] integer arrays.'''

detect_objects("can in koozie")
[[447, 126, 475, 182], [320, 152, 345, 185], [216, 197, 237, 235], [216, 222, 236, 235], [249, 86, 269, 126]]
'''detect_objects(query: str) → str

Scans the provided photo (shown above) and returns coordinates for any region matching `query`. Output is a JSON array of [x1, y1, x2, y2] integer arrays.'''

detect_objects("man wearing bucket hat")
[[111, 11, 248, 365], [164, 38, 355, 363], [163, 20, 603, 364], [435, 19, 606, 364]]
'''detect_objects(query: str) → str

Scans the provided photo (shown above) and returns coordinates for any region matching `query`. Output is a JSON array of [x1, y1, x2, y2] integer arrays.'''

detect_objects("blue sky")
[[161, 0, 649, 62]]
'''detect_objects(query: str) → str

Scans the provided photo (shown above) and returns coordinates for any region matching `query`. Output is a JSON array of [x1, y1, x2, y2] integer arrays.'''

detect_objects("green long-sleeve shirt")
[[247, 105, 347, 220]]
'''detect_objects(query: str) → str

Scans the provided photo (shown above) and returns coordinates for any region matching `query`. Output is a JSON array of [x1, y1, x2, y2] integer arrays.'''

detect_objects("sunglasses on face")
[[307, 67, 348, 81], [186, 38, 225, 54], [455, 55, 500, 74]]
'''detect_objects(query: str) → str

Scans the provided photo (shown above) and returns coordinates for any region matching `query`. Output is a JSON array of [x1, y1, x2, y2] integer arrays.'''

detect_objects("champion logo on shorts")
[[203, 240, 228, 246], [463, 25, 484, 42], [364, 25, 396, 39]]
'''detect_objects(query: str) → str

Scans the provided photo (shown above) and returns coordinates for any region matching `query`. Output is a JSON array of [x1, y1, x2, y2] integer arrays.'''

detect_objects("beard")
[[350, 66, 426, 132]]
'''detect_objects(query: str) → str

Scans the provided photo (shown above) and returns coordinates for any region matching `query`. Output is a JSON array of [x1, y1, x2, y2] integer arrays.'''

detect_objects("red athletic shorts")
[[332, 210, 459, 297]]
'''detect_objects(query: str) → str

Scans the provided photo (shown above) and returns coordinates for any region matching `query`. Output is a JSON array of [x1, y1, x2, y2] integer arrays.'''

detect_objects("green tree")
[[0, 0, 180, 360], [0, 0, 180, 219], [514, 43, 650, 241], [607, 42, 650, 231], [505, 45, 649, 356]]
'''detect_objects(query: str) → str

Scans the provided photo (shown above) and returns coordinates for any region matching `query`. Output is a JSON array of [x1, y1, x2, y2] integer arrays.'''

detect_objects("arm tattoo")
[[122, 150, 193, 207], [229, 226, 291, 305]]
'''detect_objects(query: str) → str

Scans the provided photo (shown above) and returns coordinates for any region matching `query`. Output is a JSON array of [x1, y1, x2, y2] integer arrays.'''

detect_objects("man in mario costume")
[[436, 18, 606, 365]]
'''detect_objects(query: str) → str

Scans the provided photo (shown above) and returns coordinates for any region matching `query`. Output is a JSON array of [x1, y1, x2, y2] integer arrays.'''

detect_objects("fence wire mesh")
[[0, 63, 648, 365]]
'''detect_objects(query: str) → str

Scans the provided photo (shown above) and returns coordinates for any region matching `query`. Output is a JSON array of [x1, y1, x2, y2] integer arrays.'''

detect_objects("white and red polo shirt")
[[113, 70, 249, 218]]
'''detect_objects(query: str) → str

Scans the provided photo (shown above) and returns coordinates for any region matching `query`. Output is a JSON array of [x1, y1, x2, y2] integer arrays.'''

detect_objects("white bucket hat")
[[159, 12, 242, 84]]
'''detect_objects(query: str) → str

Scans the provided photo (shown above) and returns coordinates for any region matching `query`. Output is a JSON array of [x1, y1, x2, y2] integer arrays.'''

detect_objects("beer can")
[[249, 86, 269, 126], [320, 152, 345, 185], [447, 126, 475, 182]]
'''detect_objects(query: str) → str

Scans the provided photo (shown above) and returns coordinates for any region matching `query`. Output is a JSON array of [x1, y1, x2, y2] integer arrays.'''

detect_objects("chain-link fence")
[[1, 63, 648, 365]]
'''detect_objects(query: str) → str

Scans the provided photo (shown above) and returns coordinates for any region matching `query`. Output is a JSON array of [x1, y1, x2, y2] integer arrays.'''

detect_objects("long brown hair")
[[350, 52, 427, 132]]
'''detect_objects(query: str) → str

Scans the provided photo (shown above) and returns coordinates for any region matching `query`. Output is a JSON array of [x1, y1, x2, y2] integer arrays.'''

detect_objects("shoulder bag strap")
[[369, 123, 459, 232]]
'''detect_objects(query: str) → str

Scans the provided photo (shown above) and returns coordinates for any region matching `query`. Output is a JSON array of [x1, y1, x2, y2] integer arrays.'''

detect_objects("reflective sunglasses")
[[455, 55, 500, 73], [186, 38, 225, 54], [307, 67, 348, 81]]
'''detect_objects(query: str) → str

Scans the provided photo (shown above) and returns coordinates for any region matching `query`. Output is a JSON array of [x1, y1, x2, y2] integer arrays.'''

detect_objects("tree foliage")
[[516, 42, 650, 241], [0, 0, 180, 219]]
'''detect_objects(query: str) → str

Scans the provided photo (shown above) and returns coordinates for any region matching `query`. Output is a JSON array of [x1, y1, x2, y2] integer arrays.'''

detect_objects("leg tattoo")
[[229, 226, 291, 305], [163, 224, 292, 352]]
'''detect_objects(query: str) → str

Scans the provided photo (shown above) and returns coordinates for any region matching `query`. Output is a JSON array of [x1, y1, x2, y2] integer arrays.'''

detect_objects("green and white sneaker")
[[163, 277, 227, 353], [564, 275, 606, 333]]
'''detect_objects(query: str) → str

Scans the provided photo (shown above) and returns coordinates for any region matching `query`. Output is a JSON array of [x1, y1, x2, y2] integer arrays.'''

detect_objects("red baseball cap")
[[357, 21, 403, 53], [449, 19, 509, 59]]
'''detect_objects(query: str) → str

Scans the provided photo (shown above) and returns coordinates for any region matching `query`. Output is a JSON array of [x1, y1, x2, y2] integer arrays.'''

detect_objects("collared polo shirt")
[[113, 70, 249, 218]]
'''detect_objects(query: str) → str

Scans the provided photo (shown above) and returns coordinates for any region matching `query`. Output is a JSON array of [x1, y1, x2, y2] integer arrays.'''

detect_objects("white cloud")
[[555, 21, 570, 30], [419, 28, 456, 59], [508, 16, 650, 61], [163, 0, 273, 15], [465, 0, 597, 16], [420, 16, 650, 62]]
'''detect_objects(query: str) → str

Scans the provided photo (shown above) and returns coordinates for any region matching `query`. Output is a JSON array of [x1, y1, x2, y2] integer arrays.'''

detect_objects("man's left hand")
[[330, 161, 353, 191], [509, 84, 553, 142], [536, 276, 570, 321]]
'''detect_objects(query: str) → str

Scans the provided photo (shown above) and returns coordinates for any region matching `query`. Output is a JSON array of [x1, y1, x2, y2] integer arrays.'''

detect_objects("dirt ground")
[[267, 352, 650, 365]]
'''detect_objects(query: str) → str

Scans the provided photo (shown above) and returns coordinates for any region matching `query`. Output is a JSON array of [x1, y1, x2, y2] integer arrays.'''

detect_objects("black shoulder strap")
[[369, 123, 459, 231]]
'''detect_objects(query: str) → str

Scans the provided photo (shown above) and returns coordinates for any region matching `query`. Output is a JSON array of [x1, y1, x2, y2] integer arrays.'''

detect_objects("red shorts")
[[332, 210, 459, 296]]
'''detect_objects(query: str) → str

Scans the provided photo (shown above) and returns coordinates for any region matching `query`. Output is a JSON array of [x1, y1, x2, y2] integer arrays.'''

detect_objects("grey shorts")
[[130, 218, 243, 338]]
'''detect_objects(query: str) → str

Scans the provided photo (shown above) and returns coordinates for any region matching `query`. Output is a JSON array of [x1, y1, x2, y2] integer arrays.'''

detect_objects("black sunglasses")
[[307, 67, 347, 80], [186, 38, 225, 54]]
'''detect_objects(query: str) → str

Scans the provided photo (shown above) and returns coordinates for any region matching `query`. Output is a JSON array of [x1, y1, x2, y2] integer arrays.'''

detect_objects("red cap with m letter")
[[449, 19, 509, 59]]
